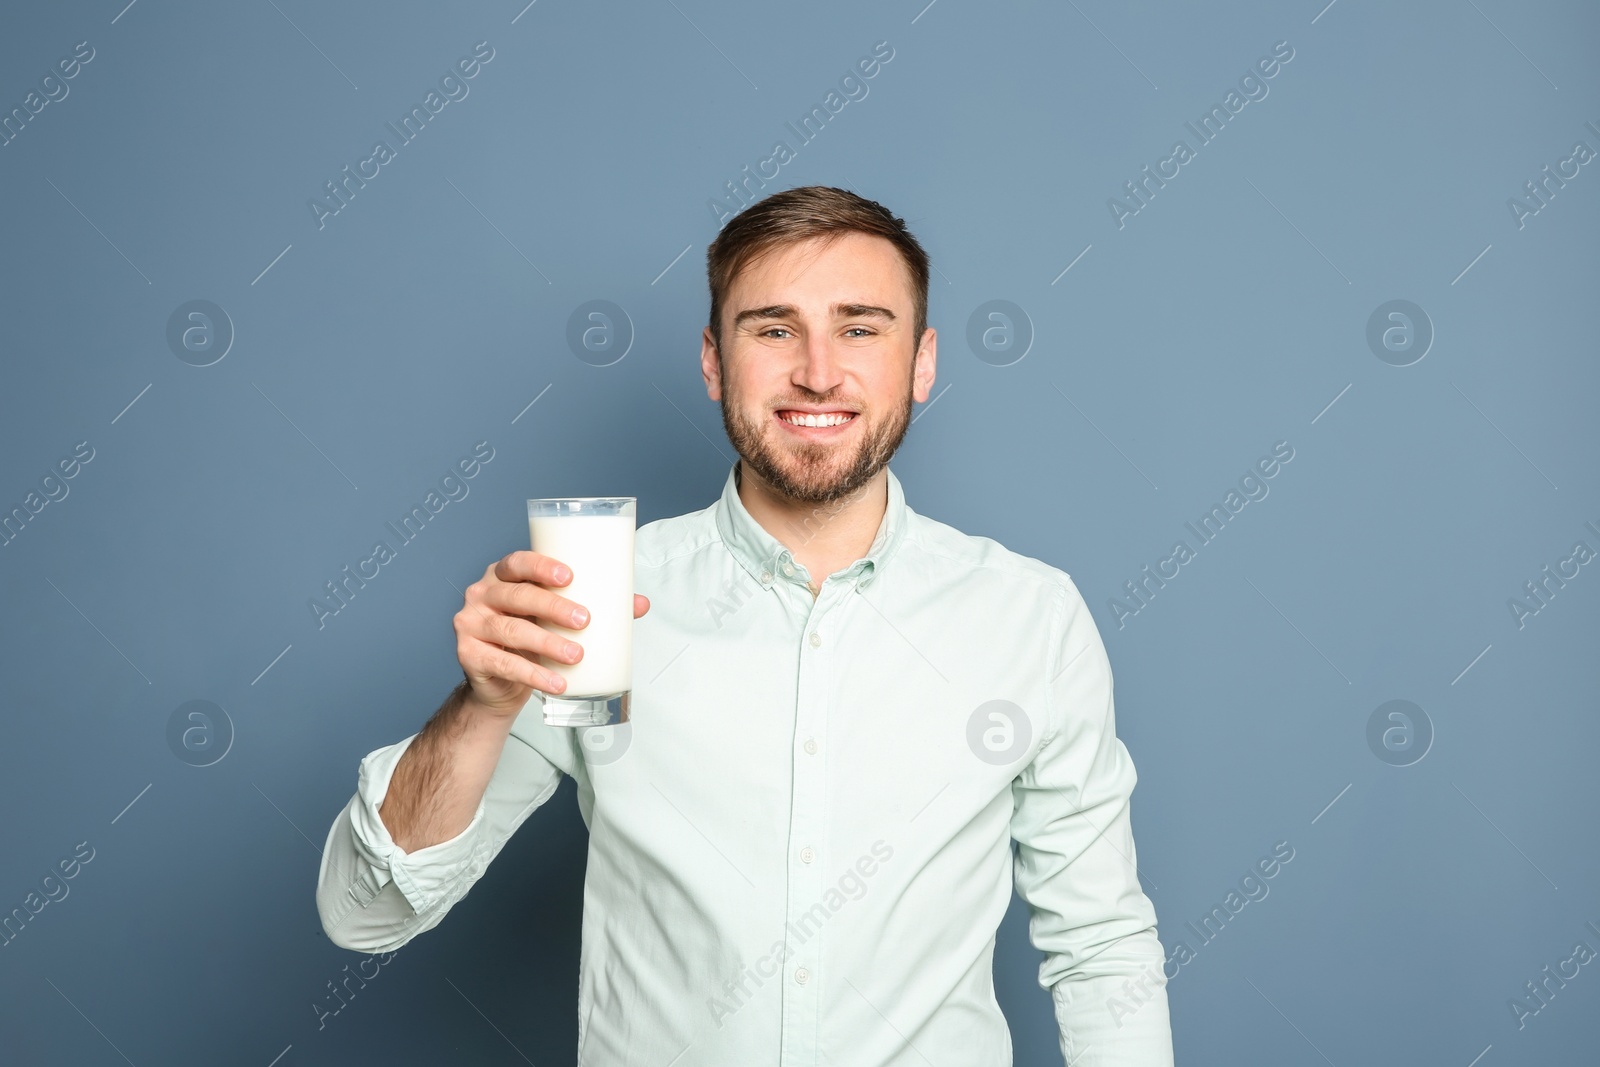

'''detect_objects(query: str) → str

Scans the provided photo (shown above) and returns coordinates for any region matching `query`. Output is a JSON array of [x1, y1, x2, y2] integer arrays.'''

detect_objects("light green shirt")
[[316, 459, 1173, 1066]]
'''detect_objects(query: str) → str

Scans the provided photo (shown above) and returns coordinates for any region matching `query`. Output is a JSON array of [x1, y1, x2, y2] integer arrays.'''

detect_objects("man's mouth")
[[776, 410, 858, 428]]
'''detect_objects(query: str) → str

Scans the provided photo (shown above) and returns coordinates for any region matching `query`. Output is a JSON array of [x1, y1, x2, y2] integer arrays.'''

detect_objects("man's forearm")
[[378, 680, 518, 853]]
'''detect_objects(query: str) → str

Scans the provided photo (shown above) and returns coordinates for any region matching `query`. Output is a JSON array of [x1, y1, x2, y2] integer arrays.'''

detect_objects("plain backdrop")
[[0, 1, 1596, 1064]]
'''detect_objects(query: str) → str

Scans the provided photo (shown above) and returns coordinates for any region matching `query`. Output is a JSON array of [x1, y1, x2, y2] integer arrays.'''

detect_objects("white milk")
[[527, 513, 634, 697]]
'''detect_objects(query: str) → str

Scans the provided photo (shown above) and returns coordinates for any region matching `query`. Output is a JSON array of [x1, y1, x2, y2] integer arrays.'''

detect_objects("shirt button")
[[760, 570, 772, 584], [809, 631, 821, 648], [803, 738, 817, 755], [782, 561, 795, 576], [799, 846, 814, 864], [795, 967, 810, 985]]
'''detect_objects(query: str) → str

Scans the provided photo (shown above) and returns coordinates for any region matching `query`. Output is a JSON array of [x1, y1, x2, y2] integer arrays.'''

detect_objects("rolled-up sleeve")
[[316, 699, 574, 954], [1009, 576, 1173, 1067]]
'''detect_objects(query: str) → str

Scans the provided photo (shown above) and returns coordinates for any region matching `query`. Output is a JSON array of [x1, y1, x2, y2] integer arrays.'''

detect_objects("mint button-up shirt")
[[316, 459, 1174, 1066]]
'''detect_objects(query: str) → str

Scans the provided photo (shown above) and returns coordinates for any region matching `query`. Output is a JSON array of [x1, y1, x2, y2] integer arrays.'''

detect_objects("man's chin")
[[723, 402, 901, 506], [748, 448, 853, 501]]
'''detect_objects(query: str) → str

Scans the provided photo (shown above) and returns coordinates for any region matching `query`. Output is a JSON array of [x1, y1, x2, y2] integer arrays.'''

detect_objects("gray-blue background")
[[2, 0, 1596, 1063]]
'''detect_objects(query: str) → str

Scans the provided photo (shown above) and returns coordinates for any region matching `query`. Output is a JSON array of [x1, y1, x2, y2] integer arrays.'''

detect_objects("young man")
[[316, 186, 1174, 1065]]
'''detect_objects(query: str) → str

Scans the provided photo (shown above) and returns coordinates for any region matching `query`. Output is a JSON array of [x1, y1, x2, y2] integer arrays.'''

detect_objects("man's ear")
[[701, 325, 723, 401], [912, 326, 937, 404]]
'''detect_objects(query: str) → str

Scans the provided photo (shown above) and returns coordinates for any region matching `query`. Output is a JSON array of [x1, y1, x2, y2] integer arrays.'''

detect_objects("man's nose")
[[793, 331, 845, 394]]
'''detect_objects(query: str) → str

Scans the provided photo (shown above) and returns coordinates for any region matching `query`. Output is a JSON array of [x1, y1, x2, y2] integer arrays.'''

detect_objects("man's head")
[[701, 186, 936, 507]]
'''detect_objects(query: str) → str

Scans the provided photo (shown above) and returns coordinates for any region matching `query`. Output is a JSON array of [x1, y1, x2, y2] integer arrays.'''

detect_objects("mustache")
[[769, 400, 862, 412]]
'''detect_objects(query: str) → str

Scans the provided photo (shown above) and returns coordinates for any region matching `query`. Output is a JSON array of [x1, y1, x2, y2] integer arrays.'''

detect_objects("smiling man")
[[316, 185, 1173, 1066], [707, 220, 928, 599]]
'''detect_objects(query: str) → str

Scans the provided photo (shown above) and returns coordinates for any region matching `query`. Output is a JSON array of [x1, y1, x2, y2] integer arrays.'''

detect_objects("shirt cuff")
[[347, 732, 488, 914], [1051, 966, 1174, 1067]]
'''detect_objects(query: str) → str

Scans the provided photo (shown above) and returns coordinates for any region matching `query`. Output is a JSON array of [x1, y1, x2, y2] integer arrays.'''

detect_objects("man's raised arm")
[[316, 550, 647, 953]]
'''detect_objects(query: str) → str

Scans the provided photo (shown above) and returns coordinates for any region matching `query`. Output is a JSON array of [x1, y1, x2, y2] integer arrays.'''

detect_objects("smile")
[[777, 411, 856, 427]]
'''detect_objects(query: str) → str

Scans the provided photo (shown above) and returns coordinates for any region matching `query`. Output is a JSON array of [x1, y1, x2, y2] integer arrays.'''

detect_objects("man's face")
[[701, 231, 936, 507]]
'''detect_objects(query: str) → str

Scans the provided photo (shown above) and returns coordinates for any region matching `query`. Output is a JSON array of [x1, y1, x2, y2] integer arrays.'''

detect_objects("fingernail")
[[572, 608, 588, 625], [554, 566, 571, 582]]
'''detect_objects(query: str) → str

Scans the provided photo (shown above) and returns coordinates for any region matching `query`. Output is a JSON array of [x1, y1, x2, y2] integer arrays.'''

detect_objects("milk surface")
[[527, 513, 634, 697]]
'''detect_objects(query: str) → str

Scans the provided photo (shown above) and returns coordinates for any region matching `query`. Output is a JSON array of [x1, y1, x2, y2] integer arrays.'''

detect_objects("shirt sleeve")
[[315, 695, 576, 954], [1009, 576, 1174, 1067]]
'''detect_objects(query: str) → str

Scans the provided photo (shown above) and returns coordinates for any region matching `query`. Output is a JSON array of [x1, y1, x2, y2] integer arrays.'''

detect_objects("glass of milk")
[[526, 496, 635, 727]]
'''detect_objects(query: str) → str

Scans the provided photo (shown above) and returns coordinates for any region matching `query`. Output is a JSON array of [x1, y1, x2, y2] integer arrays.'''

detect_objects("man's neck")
[[736, 460, 888, 586]]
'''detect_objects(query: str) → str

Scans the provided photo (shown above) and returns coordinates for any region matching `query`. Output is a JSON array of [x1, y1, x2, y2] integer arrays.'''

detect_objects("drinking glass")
[[526, 496, 634, 727]]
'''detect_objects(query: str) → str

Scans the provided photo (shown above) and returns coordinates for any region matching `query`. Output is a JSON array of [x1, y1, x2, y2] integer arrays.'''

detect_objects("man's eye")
[[844, 327, 874, 338], [760, 327, 792, 339]]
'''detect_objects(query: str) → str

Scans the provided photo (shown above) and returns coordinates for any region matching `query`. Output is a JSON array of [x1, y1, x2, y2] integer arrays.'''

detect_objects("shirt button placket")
[[781, 593, 829, 1064]]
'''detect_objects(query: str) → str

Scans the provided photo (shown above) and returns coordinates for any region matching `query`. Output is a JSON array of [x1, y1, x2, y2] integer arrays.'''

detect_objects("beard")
[[718, 364, 916, 507]]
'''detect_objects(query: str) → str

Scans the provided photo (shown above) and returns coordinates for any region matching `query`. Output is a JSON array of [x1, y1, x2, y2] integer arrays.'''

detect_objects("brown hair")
[[705, 185, 931, 355]]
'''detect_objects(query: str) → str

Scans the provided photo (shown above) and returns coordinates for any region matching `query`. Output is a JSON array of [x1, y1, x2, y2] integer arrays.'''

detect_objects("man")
[[316, 185, 1174, 1065]]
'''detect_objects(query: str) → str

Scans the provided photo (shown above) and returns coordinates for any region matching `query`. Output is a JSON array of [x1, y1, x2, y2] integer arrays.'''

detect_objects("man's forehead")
[[730, 234, 910, 305]]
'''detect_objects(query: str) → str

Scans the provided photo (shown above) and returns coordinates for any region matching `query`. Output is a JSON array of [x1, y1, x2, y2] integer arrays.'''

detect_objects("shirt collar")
[[714, 459, 907, 591]]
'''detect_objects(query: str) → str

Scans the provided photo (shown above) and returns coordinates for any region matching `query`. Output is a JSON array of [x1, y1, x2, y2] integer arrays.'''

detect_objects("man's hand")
[[455, 550, 649, 717]]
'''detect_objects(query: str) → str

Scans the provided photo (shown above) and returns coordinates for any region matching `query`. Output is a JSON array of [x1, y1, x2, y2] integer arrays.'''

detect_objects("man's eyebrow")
[[733, 303, 897, 328], [835, 303, 895, 320]]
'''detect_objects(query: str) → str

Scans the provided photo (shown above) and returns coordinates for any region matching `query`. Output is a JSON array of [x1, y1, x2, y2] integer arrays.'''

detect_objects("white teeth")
[[781, 412, 854, 427]]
